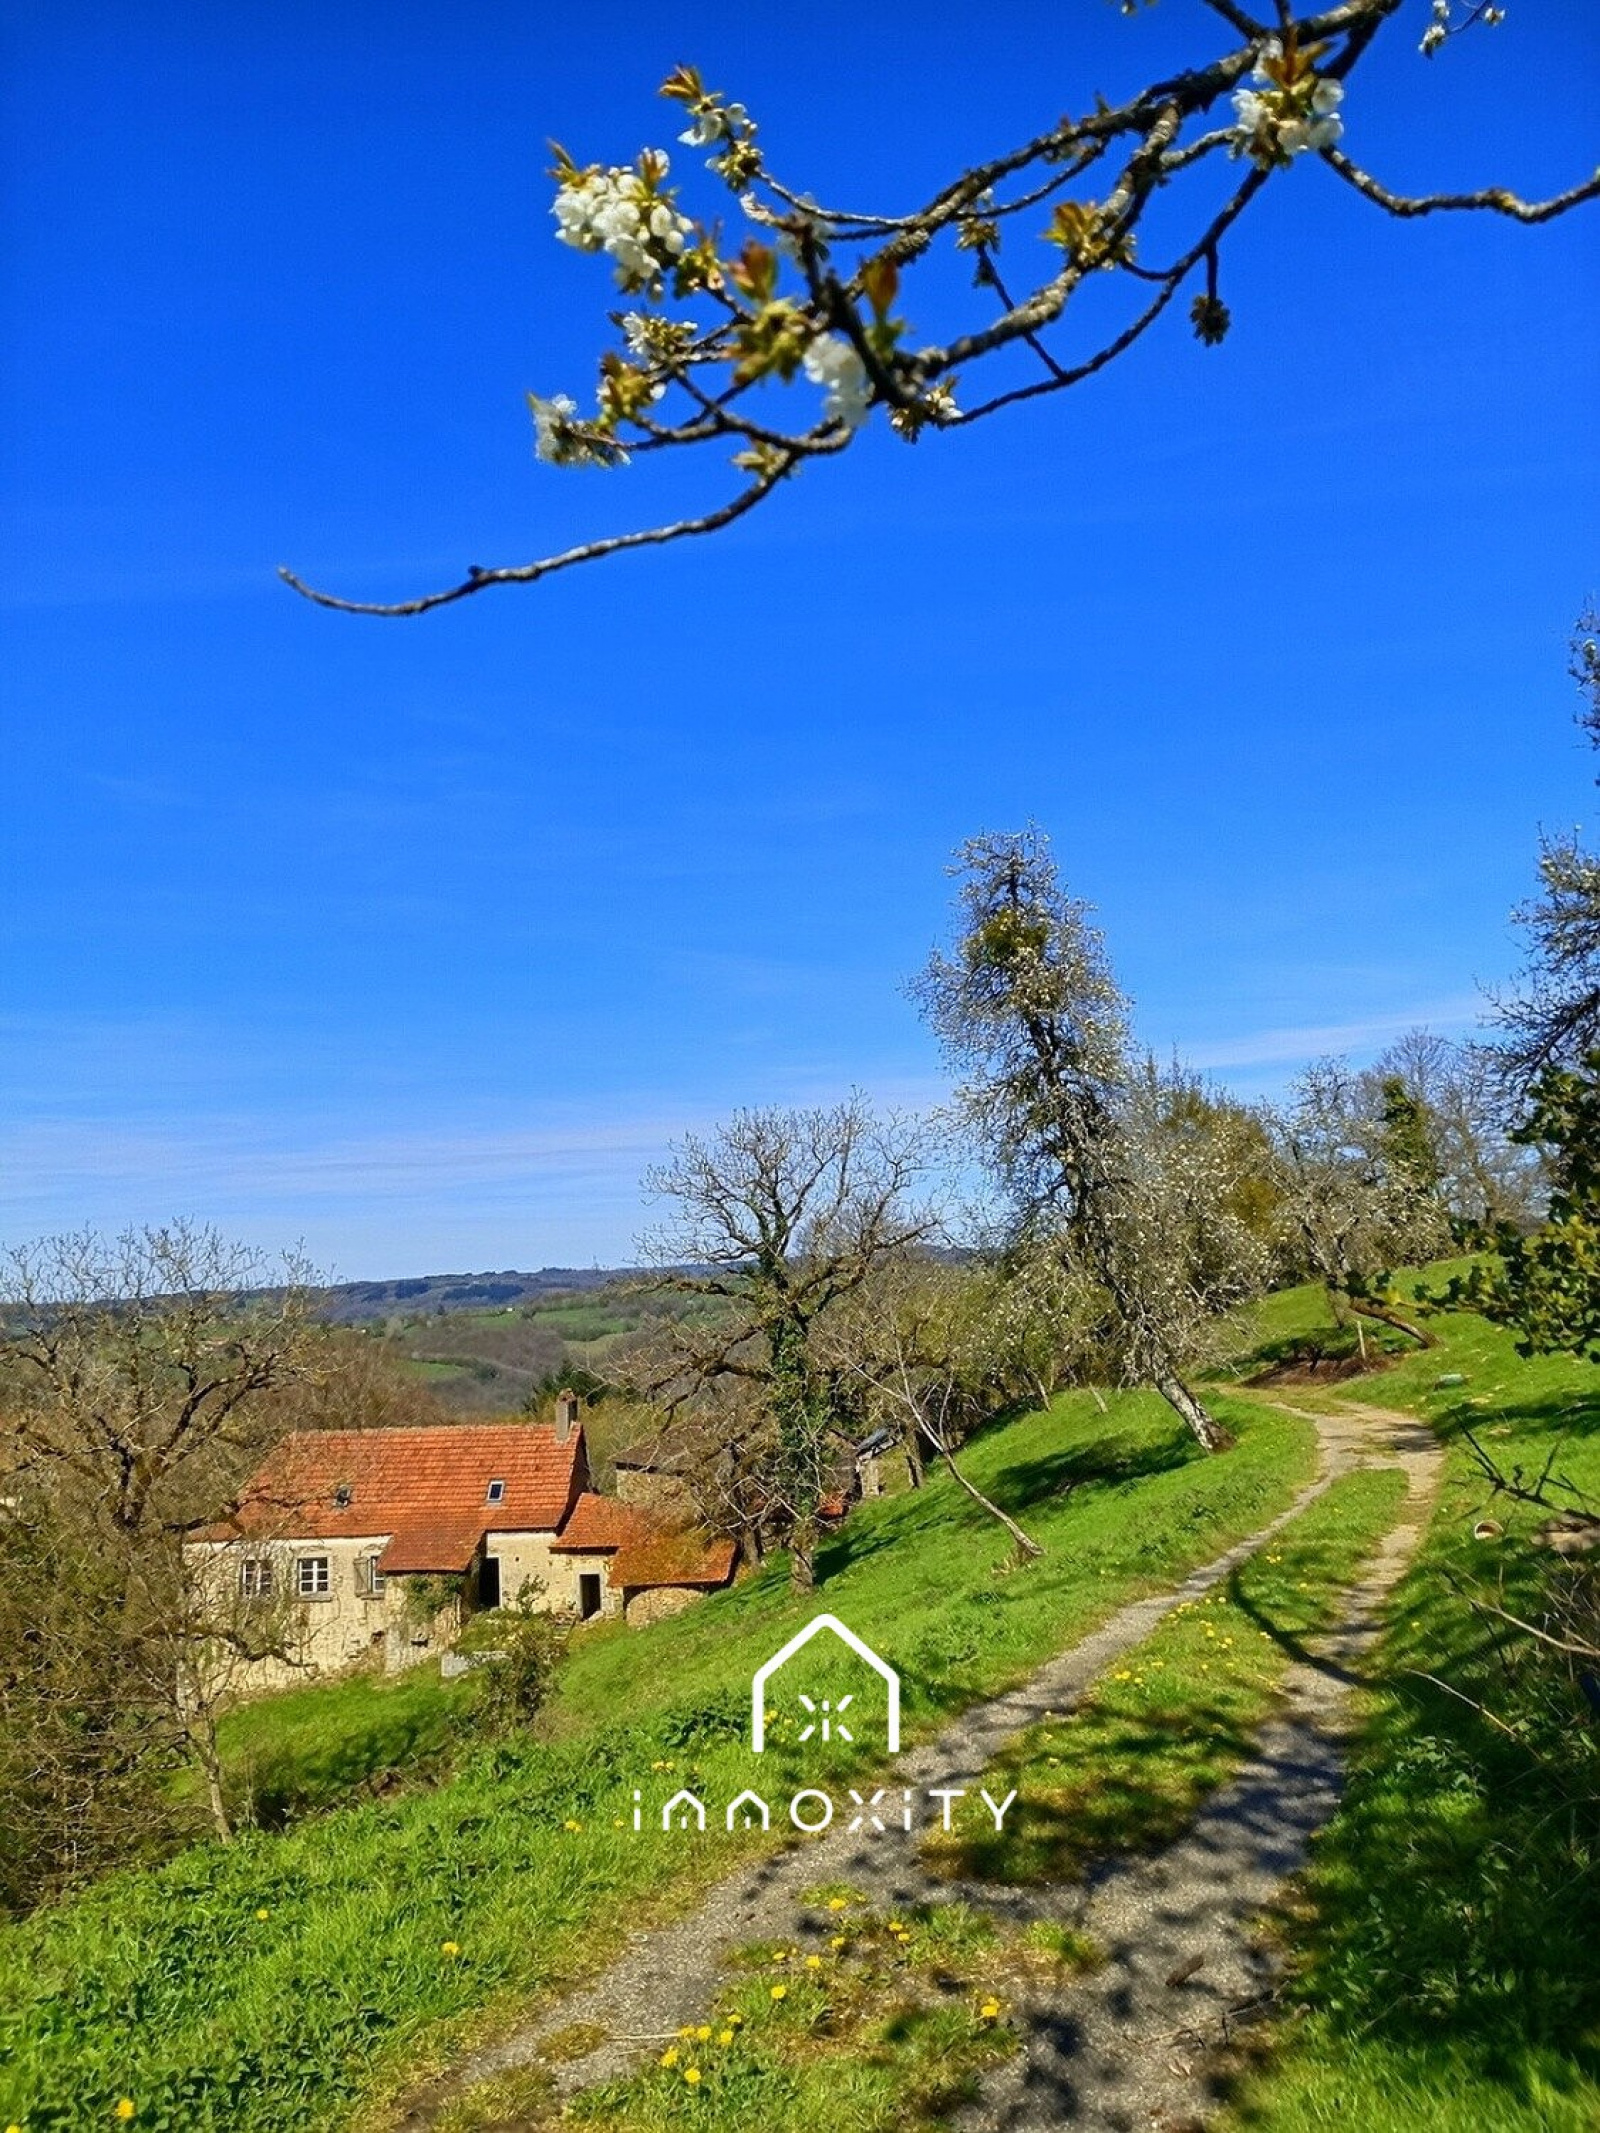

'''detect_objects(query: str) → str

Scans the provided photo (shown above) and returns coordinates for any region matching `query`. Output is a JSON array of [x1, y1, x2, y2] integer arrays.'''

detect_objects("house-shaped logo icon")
[[750, 1613, 900, 1754]]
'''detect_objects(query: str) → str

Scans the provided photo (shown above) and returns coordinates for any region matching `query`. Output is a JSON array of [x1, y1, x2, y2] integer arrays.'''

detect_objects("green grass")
[[0, 1384, 1316, 2133], [198, 1667, 475, 1829], [1220, 1280, 1600, 2133], [444, 1899, 1048, 2133], [549, 1386, 1314, 1747], [927, 1466, 1408, 1886]]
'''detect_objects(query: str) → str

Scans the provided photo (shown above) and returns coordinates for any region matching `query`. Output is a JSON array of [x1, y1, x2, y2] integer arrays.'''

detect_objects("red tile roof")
[[553, 1490, 737, 1592], [609, 1531, 739, 1592], [197, 1423, 587, 1574], [550, 1491, 654, 1553]]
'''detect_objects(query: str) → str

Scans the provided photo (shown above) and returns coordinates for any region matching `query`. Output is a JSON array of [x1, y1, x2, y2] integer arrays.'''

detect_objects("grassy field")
[[1220, 1275, 1600, 2132], [368, 1285, 707, 1415], [0, 1381, 1313, 2133], [11, 1272, 1599, 2132]]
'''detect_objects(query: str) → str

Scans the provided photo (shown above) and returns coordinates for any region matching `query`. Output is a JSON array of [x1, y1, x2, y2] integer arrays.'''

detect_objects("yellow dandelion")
[[727, 2011, 744, 2026], [770, 1984, 788, 2001], [718, 2028, 735, 2046], [614, 1818, 624, 1828], [679, 2026, 697, 2040], [683, 2067, 702, 2086], [827, 1896, 849, 1911], [830, 1935, 847, 1949], [255, 1907, 270, 1921], [1112, 1670, 1132, 1681], [441, 1940, 462, 1957], [7, 2121, 22, 2133], [115, 2108, 137, 2125], [651, 1759, 666, 1771], [772, 1950, 788, 1963], [805, 1955, 822, 1969], [563, 1818, 583, 1832], [889, 1919, 904, 1931], [695, 2025, 711, 2041], [660, 2045, 680, 2067], [980, 1999, 1001, 2019]]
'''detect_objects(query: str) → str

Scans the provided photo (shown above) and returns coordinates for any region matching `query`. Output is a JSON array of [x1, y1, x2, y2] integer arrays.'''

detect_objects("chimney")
[[554, 1388, 580, 1445]]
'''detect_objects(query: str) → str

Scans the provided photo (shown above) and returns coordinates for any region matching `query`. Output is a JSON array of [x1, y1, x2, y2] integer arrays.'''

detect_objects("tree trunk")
[[902, 1425, 924, 1491], [1088, 1384, 1109, 1414], [1155, 1373, 1230, 1453], [789, 1517, 816, 1594], [920, 1418, 1044, 1559], [193, 1717, 233, 1844], [1348, 1295, 1437, 1349]]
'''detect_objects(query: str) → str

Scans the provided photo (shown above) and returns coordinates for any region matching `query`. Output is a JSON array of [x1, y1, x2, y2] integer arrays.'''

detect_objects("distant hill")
[[315, 1270, 707, 1416], [316, 1268, 642, 1325]]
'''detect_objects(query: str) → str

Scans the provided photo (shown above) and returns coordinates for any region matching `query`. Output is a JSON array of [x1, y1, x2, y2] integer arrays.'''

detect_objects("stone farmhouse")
[[188, 1391, 736, 1692]]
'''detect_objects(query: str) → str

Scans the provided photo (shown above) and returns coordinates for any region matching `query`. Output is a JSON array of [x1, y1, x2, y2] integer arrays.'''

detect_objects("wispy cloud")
[[1183, 995, 1483, 1072], [0, 1069, 956, 1275]]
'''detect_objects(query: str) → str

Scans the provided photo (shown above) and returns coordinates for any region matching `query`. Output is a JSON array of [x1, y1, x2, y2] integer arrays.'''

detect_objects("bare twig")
[[1322, 149, 1600, 225], [279, 464, 789, 618]]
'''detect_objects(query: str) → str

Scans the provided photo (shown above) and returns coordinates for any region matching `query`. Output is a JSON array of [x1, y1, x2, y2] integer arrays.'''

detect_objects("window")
[[333, 1482, 354, 1508], [296, 1555, 331, 1599], [356, 1553, 386, 1600], [239, 1556, 274, 1600], [486, 1478, 506, 1505]]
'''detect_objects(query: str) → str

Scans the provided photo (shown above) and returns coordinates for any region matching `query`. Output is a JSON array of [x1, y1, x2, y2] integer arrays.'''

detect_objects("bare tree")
[[0, 1223, 321, 1846], [822, 1254, 1045, 1559], [915, 829, 1270, 1452], [2, 1222, 319, 1540], [635, 1099, 937, 1590], [1269, 1057, 1453, 1346], [1362, 1028, 1542, 1234], [280, 6, 1596, 618]]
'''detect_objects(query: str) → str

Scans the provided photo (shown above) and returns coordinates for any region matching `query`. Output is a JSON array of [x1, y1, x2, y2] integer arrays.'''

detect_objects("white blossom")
[[1230, 48, 1344, 164], [679, 101, 747, 149], [528, 392, 620, 468], [551, 157, 694, 295], [801, 333, 872, 430]]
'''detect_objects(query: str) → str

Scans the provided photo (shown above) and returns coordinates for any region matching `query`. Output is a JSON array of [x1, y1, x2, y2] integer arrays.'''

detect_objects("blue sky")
[[3, 2, 1597, 1277]]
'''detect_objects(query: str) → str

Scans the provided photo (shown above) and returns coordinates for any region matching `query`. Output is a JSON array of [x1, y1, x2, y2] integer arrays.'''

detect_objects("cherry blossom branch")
[[279, 0, 1596, 617]]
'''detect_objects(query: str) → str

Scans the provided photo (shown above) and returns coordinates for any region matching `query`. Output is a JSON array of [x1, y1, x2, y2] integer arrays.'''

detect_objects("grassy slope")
[[198, 1670, 475, 1828], [0, 1384, 1313, 2133], [1223, 1274, 1600, 2132]]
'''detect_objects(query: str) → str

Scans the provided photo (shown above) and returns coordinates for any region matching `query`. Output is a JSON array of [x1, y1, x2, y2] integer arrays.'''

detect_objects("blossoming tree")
[[280, 0, 1596, 618]]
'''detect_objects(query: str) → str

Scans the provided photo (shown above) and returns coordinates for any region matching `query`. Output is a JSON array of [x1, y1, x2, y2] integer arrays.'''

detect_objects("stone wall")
[[622, 1582, 705, 1628], [189, 1534, 408, 1693]]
